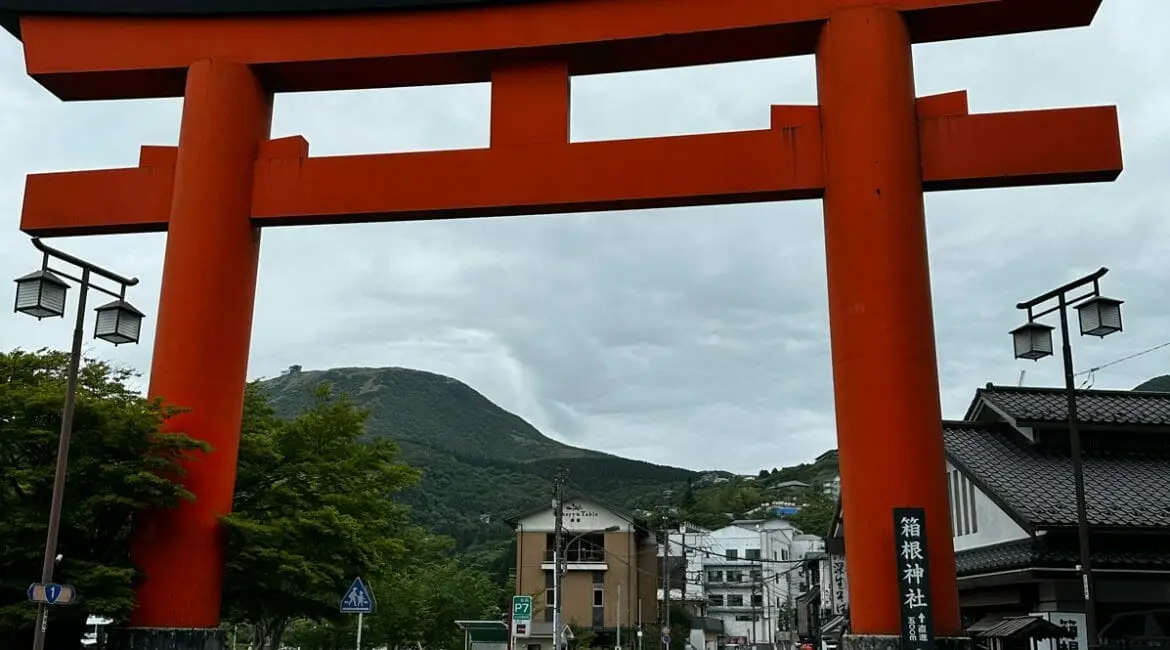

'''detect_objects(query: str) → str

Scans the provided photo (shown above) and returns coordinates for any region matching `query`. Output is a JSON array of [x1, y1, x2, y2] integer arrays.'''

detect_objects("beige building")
[[508, 498, 659, 650]]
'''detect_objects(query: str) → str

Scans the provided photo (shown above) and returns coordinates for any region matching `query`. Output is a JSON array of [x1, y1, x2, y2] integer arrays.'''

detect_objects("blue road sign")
[[663, 635, 670, 646], [340, 577, 375, 614], [27, 583, 76, 606]]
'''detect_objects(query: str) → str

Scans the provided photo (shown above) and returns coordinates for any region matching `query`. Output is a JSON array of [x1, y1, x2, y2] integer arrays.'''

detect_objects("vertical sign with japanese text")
[[830, 554, 849, 615], [1031, 612, 1086, 650], [894, 507, 934, 650]]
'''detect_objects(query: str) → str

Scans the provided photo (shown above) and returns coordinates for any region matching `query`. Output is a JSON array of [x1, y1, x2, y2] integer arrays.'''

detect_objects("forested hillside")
[[258, 365, 840, 575]]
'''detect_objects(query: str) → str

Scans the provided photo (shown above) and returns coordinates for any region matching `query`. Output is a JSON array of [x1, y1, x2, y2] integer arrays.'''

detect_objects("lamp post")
[[554, 526, 621, 650], [13, 237, 143, 650], [1011, 266, 1122, 649]]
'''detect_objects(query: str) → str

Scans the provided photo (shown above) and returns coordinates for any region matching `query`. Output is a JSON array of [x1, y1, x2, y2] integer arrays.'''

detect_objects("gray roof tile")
[[943, 422, 1170, 528], [974, 385, 1170, 426], [955, 539, 1170, 576]]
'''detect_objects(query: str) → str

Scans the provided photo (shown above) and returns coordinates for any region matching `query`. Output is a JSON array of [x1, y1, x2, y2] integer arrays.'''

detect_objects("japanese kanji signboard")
[[894, 507, 934, 650], [830, 554, 849, 615]]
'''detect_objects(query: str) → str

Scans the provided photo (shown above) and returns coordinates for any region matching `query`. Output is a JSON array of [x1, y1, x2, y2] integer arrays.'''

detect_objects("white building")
[[658, 522, 714, 606], [822, 476, 840, 499], [701, 519, 808, 650], [655, 520, 827, 650]]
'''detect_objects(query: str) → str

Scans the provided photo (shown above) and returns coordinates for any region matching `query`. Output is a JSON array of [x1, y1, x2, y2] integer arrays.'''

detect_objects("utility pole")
[[617, 583, 622, 650], [750, 561, 758, 649], [638, 598, 644, 650], [553, 466, 566, 650], [657, 494, 673, 650]]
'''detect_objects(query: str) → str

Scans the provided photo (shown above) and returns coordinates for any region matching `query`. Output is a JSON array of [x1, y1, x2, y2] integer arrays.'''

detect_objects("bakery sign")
[[564, 502, 602, 525]]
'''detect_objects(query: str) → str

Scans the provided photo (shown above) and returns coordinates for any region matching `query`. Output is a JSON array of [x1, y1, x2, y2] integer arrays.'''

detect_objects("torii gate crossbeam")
[[2, 0, 1120, 648]]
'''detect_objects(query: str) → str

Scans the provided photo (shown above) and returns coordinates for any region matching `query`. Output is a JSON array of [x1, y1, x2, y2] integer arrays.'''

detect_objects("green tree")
[[281, 550, 505, 650], [0, 349, 206, 649], [221, 382, 420, 650], [789, 488, 836, 536], [367, 558, 505, 650]]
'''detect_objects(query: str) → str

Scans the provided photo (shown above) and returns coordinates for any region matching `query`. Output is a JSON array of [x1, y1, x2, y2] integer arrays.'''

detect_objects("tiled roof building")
[[823, 383, 1170, 643]]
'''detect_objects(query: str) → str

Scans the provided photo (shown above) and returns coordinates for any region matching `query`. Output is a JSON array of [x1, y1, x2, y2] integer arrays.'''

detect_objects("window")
[[546, 589, 555, 606], [708, 570, 723, 582], [708, 594, 724, 606], [745, 549, 761, 560], [948, 469, 980, 537], [551, 532, 607, 563], [781, 549, 789, 561], [749, 569, 762, 582], [751, 594, 763, 607], [593, 586, 604, 607], [726, 549, 738, 560], [728, 594, 745, 607], [726, 570, 744, 583]]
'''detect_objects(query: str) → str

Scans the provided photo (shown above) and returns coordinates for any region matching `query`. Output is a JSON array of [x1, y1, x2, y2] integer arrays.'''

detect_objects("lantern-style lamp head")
[[1077, 296, 1123, 338], [93, 300, 145, 345], [1010, 321, 1055, 361], [13, 269, 69, 319]]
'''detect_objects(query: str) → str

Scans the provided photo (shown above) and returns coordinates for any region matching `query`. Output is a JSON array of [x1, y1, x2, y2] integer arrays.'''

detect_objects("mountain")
[[258, 366, 699, 556], [1135, 375, 1170, 392]]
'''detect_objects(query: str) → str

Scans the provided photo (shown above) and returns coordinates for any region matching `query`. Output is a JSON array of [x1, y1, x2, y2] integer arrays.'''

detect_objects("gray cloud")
[[3, 3, 1169, 474]]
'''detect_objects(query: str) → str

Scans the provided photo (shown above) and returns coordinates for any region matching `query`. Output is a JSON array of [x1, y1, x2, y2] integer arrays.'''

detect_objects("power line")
[[1075, 340, 1170, 378]]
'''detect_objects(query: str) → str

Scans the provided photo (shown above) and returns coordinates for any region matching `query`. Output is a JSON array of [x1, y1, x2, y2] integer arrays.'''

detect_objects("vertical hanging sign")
[[894, 507, 934, 650], [830, 554, 849, 615]]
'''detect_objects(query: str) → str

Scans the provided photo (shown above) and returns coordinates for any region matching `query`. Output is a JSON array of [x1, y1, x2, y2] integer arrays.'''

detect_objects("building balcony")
[[541, 548, 608, 571], [707, 603, 765, 613], [704, 557, 762, 566], [705, 580, 758, 588]]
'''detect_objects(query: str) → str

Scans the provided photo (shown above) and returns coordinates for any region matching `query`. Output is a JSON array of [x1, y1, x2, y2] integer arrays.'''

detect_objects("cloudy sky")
[[2, 3, 1168, 474]]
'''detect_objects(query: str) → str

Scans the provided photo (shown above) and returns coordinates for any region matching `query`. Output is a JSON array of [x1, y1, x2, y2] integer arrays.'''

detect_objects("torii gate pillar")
[[4, 0, 1121, 648], [817, 6, 962, 638]]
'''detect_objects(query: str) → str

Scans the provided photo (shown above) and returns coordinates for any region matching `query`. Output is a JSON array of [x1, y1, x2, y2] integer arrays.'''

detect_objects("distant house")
[[773, 480, 811, 491], [821, 476, 840, 499]]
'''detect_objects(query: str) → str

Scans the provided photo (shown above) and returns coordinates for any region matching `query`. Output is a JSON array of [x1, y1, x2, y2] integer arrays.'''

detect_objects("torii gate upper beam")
[[11, 0, 1102, 99]]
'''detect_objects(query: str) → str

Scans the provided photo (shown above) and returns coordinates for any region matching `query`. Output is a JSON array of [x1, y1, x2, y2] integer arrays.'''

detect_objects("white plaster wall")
[[945, 462, 1030, 552]]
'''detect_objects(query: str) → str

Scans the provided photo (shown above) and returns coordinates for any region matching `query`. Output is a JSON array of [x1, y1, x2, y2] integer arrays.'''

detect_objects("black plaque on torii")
[[894, 507, 935, 650]]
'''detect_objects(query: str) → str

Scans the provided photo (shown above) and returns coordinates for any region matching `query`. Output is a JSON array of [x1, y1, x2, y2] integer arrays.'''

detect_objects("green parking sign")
[[512, 595, 533, 622]]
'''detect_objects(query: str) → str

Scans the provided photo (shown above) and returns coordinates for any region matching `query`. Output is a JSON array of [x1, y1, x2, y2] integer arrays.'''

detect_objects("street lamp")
[[1012, 266, 1120, 649], [12, 237, 142, 650], [554, 525, 621, 650]]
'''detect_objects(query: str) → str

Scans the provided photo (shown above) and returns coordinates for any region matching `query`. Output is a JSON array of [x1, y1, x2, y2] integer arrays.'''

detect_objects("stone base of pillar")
[[842, 635, 971, 650], [104, 627, 227, 650]]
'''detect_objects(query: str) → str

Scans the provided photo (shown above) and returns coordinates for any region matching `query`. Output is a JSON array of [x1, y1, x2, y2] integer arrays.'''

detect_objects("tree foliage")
[[0, 349, 206, 650], [222, 382, 421, 650], [787, 489, 837, 537]]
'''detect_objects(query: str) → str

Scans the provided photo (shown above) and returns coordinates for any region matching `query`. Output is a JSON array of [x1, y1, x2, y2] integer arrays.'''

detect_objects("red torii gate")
[[6, 0, 1120, 647]]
